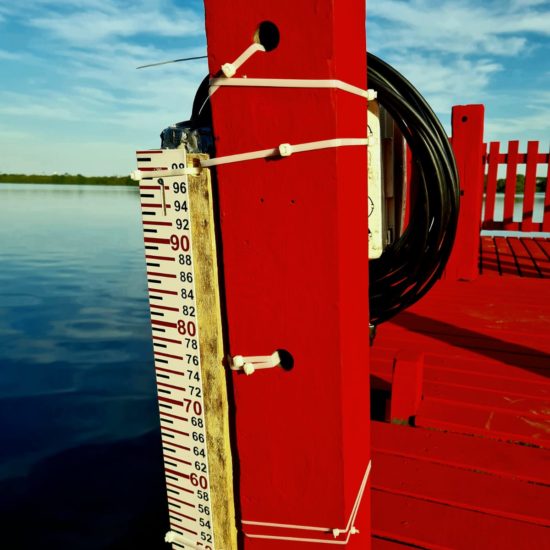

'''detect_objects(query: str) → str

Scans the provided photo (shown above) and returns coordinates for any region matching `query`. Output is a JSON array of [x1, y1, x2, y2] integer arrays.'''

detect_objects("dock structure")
[[371, 106, 550, 548], [137, 2, 549, 547], [371, 258, 550, 549], [202, 0, 372, 547]]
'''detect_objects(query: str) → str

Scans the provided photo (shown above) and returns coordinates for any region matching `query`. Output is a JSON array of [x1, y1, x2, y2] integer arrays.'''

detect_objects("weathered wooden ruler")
[[136, 149, 236, 550]]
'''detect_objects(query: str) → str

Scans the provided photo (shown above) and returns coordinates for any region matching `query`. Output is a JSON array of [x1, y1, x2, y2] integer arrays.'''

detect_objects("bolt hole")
[[254, 21, 280, 52], [277, 349, 294, 371], [461, 116, 468, 123], [290, 199, 296, 205], [260, 197, 265, 203]]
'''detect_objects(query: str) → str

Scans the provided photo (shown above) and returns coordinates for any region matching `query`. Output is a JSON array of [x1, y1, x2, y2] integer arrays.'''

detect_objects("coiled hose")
[[367, 52, 459, 325], [191, 52, 460, 326]]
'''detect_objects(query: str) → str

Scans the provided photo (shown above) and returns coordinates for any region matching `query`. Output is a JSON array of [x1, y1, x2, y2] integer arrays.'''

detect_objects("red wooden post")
[[503, 140, 520, 230], [203, 1, 370, 548], [522, 141, 539, 232], [446, 105, 485, 280], [544, 146, 550, 233], [390, 351, 424, 424], [484, 141, 500, 230]]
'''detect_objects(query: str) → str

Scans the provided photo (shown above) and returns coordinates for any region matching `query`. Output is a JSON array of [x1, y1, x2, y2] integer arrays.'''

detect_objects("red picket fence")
[[482, 141, 550, 232]]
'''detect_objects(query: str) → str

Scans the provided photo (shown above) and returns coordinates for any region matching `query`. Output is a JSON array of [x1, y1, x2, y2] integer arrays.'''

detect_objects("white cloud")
[[1, 0, 547, 175], [367, 0, 550, 148], [485, 90, 550, 143], [380, 53, 502, 114], [369, 0, 550, 57], [30, 8, 204, 44], [0, 49, 20, 60], [0, 0, 209, 174]]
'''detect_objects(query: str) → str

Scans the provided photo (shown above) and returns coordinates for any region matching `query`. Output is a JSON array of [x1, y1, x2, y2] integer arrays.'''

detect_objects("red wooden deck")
[[370, 236, 550, 549]]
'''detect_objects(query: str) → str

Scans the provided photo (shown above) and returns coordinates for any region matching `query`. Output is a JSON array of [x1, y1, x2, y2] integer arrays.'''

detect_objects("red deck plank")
[[371, 233, 550, 548], [371, 538, 413, 550], [507, 237, 541, 277], [372, 349, 550, 395], [416, 398, 550, 448], [522, 238, 550, 277], [372, 490, 550, 550], [423, 379, 550, 418], [424, 354, 550, 384], [424, 365, 550, 401], [372, 452, 550, 526], [535, 237, 550, 259], [372, 421, 550, 485], [379, 334, 550, 371], [480, 236, 499, 276], [494, 236, 520, 276]]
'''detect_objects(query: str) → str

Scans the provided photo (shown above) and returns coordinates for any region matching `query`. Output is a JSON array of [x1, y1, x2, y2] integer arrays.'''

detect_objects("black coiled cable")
[[367, 52, 459, 325], [190, 52, 460, 326]]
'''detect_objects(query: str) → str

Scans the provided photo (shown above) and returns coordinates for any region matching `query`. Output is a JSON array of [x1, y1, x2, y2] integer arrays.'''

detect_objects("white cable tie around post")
[[242, 460, 371, 543], [135, 167, 201, 179], [221, 62, 237, 78], [210, 42, 266, 95], [366, 89, 378, 101], [209, 78, 375, 100], [165, 531, 203, 549], [278, 143, 293, 157], [231, 351, 281, 375], [200, 138, 370, 169]]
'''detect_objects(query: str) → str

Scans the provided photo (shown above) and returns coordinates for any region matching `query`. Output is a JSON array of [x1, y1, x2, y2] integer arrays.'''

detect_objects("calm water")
[[481, 193, 547, 237], [0, 185, 546, 549], [0, 184, 168, 549]]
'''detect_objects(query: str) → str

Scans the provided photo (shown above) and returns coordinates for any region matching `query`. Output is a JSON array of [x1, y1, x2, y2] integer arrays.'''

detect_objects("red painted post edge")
[[544, 147, 550, 233], [446, 105, 485, 281], [390, 351, 424, 423], [503, 141, 520, 230], [203, 1, 371, 548], [522, 141, 539, 231]]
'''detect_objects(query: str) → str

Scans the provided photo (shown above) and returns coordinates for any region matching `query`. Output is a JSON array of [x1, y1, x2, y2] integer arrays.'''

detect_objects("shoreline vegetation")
[[0, 173, 546, 192], [0, 174, 136, 186]]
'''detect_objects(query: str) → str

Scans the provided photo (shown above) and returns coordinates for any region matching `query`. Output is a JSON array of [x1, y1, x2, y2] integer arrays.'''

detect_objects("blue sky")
[[0, 0, 548, 176]]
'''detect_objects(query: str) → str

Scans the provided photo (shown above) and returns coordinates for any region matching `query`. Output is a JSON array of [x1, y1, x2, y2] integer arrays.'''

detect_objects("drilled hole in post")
[[461, 116, 468, 123], [277, 349, 294, 371], [254, 21, 280, 52]]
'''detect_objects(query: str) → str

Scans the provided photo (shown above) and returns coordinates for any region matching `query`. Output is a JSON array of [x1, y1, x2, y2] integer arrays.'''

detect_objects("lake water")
[[0, 184, 168, 549], [481, 193, 547, 237], [0, 184, 547, 549]]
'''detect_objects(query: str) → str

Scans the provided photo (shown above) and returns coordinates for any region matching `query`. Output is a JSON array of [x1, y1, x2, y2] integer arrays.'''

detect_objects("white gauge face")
[[137, 149, 215, 550], [368, 100, 385, 259]]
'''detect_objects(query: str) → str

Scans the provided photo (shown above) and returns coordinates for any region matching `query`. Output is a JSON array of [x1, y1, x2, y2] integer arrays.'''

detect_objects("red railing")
[[482, 141, 550, 232]]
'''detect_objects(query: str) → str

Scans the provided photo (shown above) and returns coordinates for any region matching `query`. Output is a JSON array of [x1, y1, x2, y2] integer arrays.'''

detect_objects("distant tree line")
[[0, 173, 136, 185], [493, 174, 547, 193]]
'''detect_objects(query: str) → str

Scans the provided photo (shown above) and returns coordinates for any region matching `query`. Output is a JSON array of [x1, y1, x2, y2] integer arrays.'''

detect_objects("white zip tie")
[[210, 42, 266, 95], [201, 138, 370, 169], [243, 460, 371, 544], [134, 137, 370, 182], [231, 351, 281, 375], [132, 167, 201, 181], [165, 531, 203, 549], [210, 77, 377, 100]]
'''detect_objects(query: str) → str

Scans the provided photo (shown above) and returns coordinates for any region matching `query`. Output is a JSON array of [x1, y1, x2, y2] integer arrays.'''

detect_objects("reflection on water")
[[0, 184, 167, 549]]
